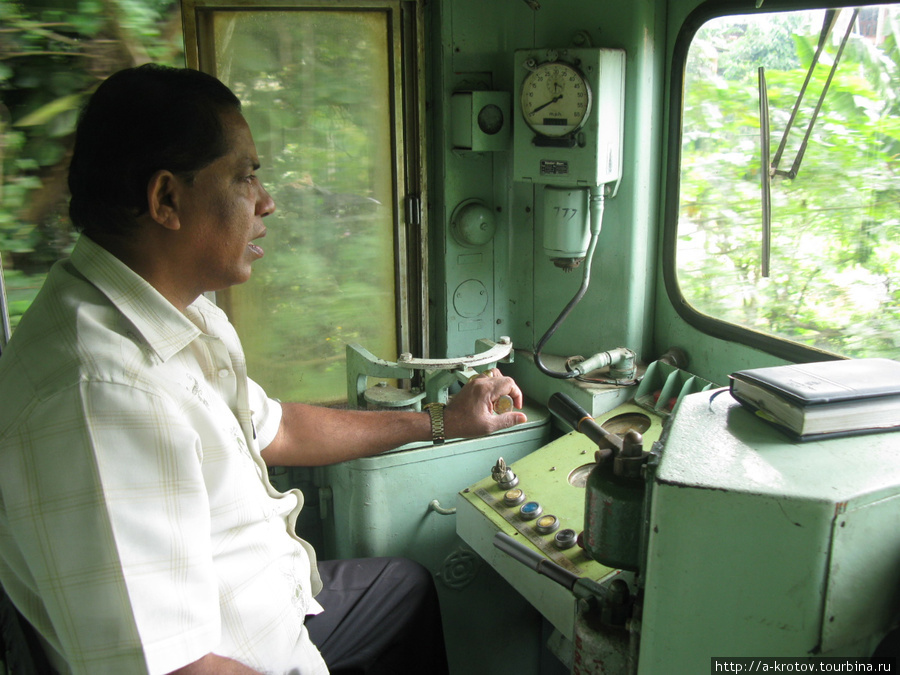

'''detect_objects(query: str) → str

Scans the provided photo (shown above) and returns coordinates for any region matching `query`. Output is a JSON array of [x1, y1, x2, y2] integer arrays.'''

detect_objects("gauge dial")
[[520, 61, 592, 138]]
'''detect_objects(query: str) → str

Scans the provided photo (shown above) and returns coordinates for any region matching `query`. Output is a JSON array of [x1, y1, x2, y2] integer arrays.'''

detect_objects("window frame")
[[181, 0, 429, 375], [662, 0, 891, 364]]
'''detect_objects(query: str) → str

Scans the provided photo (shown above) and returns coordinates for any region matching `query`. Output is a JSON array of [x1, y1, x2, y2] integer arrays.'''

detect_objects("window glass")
[[677, 5, 900, 357], [0, 1, 183, 351], [207, 10, 399, 403]]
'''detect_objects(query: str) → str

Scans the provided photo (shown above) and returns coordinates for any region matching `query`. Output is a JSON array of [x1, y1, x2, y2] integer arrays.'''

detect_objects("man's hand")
[[443, 368, 528, 440], [263, 369, 528, 467]]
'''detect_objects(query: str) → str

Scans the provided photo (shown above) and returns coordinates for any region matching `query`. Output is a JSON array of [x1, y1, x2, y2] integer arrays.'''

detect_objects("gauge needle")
[[529, 94, 563, 115]]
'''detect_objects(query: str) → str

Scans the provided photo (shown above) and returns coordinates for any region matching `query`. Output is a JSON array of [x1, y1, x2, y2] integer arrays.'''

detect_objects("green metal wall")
[[430, 0, 663, 368], [429, 0, 813, 393]]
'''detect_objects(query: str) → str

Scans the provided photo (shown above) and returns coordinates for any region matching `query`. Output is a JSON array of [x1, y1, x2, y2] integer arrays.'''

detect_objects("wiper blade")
[[758, 8, 860, 278], [771, 8, 860, 180]]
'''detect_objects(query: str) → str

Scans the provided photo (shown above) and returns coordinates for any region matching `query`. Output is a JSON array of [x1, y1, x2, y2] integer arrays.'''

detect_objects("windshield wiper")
[[757, 7, 860, 277]]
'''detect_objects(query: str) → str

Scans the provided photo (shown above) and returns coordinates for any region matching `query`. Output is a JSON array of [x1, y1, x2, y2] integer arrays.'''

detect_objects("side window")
[[674, 4, 900, 359], [183, 0, 425, 404], [0, 3, 185, 353]]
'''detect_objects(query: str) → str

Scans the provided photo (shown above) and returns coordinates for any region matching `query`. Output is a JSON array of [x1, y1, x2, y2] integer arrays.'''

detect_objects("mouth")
[[248, 230, 266, 258]]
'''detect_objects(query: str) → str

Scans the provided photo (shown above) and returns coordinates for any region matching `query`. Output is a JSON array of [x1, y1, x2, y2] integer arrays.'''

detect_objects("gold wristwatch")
[[423, 402, 446, 445]]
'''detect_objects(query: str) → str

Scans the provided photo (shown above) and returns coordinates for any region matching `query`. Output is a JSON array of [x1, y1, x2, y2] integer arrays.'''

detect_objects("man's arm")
[[168, 653, 260, 675], [260, 369, 528, 467]]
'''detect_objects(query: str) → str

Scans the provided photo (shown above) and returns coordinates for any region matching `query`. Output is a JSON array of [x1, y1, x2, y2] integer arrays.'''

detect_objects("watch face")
[[520, 61, 592, 137]]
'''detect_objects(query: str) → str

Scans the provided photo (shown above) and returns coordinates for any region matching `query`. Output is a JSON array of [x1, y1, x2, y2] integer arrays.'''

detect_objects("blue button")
[[520, 501, 543, 520]]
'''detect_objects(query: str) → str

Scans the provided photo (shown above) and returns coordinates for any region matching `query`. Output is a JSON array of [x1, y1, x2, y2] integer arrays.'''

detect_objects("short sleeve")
[[248, 377, 283, 451], [1, 381, 220, 674]]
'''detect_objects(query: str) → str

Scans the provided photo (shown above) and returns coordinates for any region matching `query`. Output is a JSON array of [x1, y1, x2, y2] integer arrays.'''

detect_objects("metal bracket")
[[396, 336, 513, 370], [346, 337, 514, 409]]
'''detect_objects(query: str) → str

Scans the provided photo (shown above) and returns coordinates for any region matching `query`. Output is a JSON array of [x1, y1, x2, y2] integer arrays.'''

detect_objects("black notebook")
[[728, 358, 900, 441]]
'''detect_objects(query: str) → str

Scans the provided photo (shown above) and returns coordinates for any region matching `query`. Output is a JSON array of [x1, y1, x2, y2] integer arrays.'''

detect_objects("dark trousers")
[[305, 557, 450, 675]]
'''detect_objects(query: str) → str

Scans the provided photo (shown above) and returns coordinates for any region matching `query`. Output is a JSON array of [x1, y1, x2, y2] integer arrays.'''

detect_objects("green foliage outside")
[[8, 1, 899, 383], [0, 0, 184, 329], [0, 4, 396, 405], [679, 6, 900, 358], [209, 11, 397, 404]]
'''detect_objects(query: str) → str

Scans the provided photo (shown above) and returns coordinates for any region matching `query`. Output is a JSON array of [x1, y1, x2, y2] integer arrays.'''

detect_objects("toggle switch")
[[491, 457, 519, 489]]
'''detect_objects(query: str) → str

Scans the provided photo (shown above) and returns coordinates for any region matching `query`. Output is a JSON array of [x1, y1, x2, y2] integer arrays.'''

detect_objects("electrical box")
[[513, 48, 626, 187], [451, 90, 511, 152]]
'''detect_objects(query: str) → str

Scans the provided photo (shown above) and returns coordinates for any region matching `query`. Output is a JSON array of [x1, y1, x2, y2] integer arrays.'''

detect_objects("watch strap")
[[423, 402, 446, 445]]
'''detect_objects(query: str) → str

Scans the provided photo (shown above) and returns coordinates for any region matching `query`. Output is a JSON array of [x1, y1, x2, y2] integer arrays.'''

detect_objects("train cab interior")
[[2, 0, 900, 672]]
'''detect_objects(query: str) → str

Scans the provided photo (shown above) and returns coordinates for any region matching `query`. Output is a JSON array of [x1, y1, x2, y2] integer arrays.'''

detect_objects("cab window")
[[673, 3, 900, 359], [183, 0, 425, 403]]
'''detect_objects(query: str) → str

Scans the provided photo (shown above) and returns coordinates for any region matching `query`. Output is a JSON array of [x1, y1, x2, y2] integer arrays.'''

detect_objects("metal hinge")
[[405, 194, 421, 227]]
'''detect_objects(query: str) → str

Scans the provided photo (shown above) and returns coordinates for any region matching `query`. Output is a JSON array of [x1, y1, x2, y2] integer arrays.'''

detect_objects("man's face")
[[175, 110, 275, 294]]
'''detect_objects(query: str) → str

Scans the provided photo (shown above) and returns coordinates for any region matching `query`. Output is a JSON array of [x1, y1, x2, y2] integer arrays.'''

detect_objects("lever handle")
[[493, 532, 578, 591], [548, 392, 622, 454]]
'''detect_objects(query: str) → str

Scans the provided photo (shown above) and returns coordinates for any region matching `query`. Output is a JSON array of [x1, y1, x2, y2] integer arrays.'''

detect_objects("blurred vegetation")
[[210, 12, 397, 403], [12, 1, 897, 389], [1, 4, 397, 404], [0, 0, 184, 328], [679, 6, 900, 358]]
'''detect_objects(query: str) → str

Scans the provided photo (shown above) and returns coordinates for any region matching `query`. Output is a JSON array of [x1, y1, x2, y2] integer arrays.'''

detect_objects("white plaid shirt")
[[0, 235, 327, 675]]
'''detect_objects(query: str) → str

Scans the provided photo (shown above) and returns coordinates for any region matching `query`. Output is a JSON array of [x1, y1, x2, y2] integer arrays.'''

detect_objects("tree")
[[678, 7, 900, 358], [0, 0, 183, 327]]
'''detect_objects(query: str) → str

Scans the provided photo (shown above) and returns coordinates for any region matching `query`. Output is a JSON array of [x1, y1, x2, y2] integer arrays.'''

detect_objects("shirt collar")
[[69, 235, 220, 363]]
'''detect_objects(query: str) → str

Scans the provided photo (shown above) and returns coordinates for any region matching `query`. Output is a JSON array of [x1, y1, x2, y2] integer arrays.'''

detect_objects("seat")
[[0, 585, 56, 674]]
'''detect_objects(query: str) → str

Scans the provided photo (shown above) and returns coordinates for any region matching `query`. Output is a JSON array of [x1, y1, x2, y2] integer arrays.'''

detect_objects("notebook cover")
[[729, 358, 900, 407]]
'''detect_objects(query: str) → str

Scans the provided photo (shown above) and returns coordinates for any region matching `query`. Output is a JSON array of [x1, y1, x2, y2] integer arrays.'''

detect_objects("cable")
[[533, 185, 605, 379]]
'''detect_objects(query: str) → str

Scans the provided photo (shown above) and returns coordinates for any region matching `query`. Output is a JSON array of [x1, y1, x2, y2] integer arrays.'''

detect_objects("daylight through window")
[[677, 4, 900, 358]]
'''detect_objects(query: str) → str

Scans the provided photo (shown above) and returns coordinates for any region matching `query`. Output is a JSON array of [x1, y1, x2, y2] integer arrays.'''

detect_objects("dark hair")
[[67, 64, 242, 236]]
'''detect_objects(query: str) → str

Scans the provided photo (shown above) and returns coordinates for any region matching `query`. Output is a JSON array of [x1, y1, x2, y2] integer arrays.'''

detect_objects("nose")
[[258, 185, 276, 217]]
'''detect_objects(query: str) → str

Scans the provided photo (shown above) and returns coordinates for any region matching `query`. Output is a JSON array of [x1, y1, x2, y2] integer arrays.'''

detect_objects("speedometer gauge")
[[520, 61, 593, 138]]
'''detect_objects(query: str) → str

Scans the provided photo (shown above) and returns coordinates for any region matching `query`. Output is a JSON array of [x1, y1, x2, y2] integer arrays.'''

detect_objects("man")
[[0, 64, 527, 674]]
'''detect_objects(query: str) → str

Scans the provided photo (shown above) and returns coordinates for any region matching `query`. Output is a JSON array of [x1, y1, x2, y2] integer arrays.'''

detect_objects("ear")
[[146, 170, 182, 230]]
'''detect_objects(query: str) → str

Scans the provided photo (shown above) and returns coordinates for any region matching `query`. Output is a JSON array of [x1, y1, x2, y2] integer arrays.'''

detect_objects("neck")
[[86, 227, 201, 312]]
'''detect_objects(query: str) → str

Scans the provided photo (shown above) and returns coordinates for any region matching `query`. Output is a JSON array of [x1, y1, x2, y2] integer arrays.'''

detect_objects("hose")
[[533, 185, 605, 379]]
